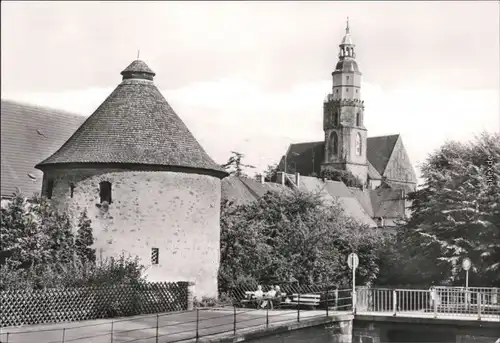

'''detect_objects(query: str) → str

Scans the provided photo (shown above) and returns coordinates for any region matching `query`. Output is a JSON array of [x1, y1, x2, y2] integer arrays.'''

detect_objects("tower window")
[[47, 179, 54, 199], [99, 181, 112, 204], [151, 248, 159, 265], [355, 133, 362, 156], [346, 76, 350, 82], [346, 88, 349, 92], [336, 89, 339, 94], [331, 132, 338, 156], [70, 183, 75, 198], [356, 112, 361, 126]]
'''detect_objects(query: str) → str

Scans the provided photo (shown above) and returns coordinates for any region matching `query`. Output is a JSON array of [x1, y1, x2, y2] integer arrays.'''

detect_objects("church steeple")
[[321, 18, 368, 186], [339, 17, 356, 60]]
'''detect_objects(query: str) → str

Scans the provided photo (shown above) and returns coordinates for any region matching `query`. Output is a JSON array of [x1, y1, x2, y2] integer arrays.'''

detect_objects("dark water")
[[245, 322, 476, 343]]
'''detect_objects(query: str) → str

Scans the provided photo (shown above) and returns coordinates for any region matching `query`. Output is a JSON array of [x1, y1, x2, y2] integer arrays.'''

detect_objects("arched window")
[[356, 112, 361, 126], [99, 181, 112, 204], [355, 133, 362, 156], [331, 132, 338, 156]]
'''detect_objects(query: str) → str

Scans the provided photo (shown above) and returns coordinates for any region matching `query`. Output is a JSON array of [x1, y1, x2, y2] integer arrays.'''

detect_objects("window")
[[356, 112, 361, 126], [70, 183, 75, 198], [346, 88, 349, 92], [331, 132, 338, 156], [151, 248, 159, 265], [336, 110, 341, 126], [99, 181, 112, 204], [336, 89, 339, 94], [47, 179, 54, 199], [355, 133, 362, 156], [346, 76, 350, 82]]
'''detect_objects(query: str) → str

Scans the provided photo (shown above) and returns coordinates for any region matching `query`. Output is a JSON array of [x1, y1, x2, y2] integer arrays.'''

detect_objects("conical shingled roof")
[[36, 60, 227, 178]]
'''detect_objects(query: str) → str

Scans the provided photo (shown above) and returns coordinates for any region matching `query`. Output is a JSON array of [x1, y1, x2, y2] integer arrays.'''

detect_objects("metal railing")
[[356, 287, 500, 320], [0, 290, 353, 343]]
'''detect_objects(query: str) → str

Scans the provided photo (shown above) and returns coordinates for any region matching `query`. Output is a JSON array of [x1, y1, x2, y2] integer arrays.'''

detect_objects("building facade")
[[35, 60, 228, 297], [279, 19, 417, 194]]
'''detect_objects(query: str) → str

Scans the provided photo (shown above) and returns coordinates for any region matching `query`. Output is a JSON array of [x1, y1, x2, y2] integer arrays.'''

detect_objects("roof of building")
[[36, 60, 226, 178], [278, 141, 324, 176], [334, 59, 359, 73], [366, 134, 400, 176], [367, 161, 382, 180], [1, 99, 86, 198]]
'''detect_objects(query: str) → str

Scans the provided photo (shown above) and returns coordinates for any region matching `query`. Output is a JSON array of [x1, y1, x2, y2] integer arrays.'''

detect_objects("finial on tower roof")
[[346, 17, 350, 34], [137, 50, 140, 59]]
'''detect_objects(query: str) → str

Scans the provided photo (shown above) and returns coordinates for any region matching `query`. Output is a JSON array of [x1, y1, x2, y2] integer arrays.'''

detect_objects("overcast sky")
[[2, 1, 499, 180]]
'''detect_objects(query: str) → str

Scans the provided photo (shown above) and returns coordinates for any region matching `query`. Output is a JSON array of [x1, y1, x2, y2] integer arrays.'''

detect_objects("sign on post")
[[347, 252, 359, 314], [462, 258, 471, 271], [347, 253, 359, 270]]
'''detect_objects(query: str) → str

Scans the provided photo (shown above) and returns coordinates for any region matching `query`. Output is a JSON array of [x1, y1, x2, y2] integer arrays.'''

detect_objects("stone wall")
[[42, 167, 222, 298]]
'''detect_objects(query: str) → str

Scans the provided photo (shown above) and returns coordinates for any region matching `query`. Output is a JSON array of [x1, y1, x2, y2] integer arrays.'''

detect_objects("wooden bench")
[[283, 293, 321, 309], [240, 291, 288, 309]]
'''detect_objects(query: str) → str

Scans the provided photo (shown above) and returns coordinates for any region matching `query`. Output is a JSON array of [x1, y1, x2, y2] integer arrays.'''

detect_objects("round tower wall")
[[43, 167, 222, 299]]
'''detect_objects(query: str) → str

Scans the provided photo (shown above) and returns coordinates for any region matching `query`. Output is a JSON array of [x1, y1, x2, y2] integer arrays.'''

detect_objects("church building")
[[279, 20, 417, 193]]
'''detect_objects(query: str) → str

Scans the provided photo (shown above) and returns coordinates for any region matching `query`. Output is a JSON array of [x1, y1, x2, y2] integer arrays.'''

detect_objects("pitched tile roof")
[[367, 161, 381, 180], [366, 134, 400, 176], [369, 187, 405, 219], [36, 60, 226, 178], [1, 100, 85, 198]]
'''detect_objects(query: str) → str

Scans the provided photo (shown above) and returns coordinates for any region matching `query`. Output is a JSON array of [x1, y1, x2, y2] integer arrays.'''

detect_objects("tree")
[[75, 210, 96, 264], [320, 168, 364, 188], [396, 132, 500, 287], [263, 164, 279, 182], [221, 151, 256, 177], [219, 189, 383, 291]]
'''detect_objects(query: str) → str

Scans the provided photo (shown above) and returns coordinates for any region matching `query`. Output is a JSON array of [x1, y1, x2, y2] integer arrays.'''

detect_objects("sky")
[[2, 1, 499, 182]]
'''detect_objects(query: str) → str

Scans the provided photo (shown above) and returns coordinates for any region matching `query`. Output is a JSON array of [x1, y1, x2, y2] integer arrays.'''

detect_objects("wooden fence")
[[1, 281, 190, 327]]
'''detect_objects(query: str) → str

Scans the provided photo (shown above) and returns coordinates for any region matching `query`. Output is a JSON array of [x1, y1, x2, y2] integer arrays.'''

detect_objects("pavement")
[[0, 308, 341, 343]]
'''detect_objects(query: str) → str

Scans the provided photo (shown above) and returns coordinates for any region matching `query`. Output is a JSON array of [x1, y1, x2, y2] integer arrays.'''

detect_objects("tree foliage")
[[219, 189, 384, 291], [221, 151, 256, 177], [0, 193, 145, 290], [320, 168, 364, 188], [378, 132, 500, 287]]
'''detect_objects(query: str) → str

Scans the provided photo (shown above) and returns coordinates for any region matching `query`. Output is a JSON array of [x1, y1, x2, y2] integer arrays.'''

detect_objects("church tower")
[[322, 18, 368, 185]]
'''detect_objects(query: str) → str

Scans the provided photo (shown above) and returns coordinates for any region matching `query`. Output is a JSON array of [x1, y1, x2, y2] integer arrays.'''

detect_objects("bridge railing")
[[356, 287, 500, 320]]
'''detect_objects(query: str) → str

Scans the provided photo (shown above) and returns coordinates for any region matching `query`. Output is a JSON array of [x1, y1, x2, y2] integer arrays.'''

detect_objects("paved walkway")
[[0, 309, 340, 343]]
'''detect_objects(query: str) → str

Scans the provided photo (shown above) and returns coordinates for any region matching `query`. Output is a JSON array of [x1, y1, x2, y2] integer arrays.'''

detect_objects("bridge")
[[1, 287, 498, 342]]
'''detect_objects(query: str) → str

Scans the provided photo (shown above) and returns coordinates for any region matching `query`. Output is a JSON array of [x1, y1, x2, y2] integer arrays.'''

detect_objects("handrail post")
[[266, 308, 269, 328], [433, 289, 438, 318], [233, 305, 237, 335], [111, 321, 114, 343], [297, 293, 301, 322], [326, 289, 329, 317], [155, 313, 159, 343], [196, 309, 199, 341], [477, 292, 481, 321], [335, 288, 339, 311], [392, 289, 397, 316], [6, 332, 9, 343], [61, 328, 66, 343]]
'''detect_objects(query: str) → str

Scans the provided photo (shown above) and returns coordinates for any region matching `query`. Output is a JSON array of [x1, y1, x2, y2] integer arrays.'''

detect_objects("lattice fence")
[[1, 281, 189, 327]]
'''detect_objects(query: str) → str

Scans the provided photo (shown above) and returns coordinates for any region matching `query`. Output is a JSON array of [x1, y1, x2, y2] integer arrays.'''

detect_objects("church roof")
[[36, 60, 227, 178], [366, 134, 400, 176], [1, 100, 85, 198], [334, 59, 359, 73], [278, 141, 324, 176]]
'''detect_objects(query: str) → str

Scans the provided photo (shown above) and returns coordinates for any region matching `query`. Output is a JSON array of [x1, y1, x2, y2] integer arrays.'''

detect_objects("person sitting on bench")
[[254, 285, 264, 308], [261, 285, 280, 309]]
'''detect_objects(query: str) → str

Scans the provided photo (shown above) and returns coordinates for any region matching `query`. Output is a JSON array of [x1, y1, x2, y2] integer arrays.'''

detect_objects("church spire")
[[339, 17, 355, 59]]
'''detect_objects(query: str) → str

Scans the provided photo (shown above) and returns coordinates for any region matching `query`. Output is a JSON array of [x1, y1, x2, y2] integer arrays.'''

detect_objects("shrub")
[[320, 168, 364, 188]]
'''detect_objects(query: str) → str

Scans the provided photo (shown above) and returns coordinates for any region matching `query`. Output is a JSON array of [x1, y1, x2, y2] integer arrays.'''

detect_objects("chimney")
[[377, 217, 385, 228], [295, 172, 300, 188], [260, 174, 265, 184], [276, 172, 286, 185]]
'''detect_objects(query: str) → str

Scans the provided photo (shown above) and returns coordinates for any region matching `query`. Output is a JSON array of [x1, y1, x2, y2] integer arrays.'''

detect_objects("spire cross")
[[346, 17, 350, 34], [137, 50, 140, 59]]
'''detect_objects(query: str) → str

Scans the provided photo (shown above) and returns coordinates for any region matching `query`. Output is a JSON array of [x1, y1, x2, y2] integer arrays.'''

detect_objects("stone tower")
[[35, 60, 228, 298], [322, 18, 368, 185]]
